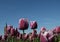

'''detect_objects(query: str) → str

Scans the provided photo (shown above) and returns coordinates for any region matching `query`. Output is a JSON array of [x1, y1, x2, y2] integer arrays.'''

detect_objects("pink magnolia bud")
[[40, 27, 46, 33], [10, 28, 15, 36], [7, 25, 13, 34], [19, 18, 29, 30], [55, 26, 60, 33], [0, 35, 2, 40], [41, 27, 46, 31], [30, 21, 37, 29]]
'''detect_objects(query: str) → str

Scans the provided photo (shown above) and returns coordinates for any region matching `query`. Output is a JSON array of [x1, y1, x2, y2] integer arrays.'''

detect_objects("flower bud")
[[30, 21, 37, 29]]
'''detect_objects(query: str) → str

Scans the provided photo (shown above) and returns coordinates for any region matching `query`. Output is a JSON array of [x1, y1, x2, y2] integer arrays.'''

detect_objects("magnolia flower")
[[6, 25, 13, 34], [10, 28, 15, 36], [40, 27, 46, 33], [55, 26, 60, 33], [19, 18, 29, 30], [30, 21, 37, 29]]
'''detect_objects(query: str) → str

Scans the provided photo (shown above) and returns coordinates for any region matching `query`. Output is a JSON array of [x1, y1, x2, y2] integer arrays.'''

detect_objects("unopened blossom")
[[19, 18, 29, 30], [55, 26, 60, 33], [30, 21, 37, 29], [10, 28, 15, 36], [6, 25, 13, 34], [40, 27, 46, 33]]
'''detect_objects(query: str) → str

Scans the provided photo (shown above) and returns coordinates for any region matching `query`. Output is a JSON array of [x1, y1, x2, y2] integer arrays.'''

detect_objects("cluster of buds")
[[40, 26, 60, 42], [0, 18, 60, 42]]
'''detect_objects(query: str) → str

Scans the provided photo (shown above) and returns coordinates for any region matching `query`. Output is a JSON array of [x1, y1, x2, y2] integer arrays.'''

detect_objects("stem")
[[23, 30, 25, 42], [12, 37, 13, 42], [33, 38, 35, 42], [23, 30, 24, 34]]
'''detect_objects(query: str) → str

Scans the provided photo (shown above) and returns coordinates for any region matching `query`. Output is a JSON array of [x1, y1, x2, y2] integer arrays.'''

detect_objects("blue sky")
[[0, 0, 60, 35]]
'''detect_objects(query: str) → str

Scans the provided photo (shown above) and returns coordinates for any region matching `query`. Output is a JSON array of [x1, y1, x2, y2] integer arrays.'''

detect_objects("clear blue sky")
[[0, 0, 60, 35]]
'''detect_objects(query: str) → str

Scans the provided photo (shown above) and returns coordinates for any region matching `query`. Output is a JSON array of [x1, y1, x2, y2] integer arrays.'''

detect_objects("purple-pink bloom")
[[30, 21, 37, 29], [19, 18, 29, 30], [40, 27, 46, 34], [6, 25, 13, 34], [55, 26, 60, 33], [10, 28, 15, 36]]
